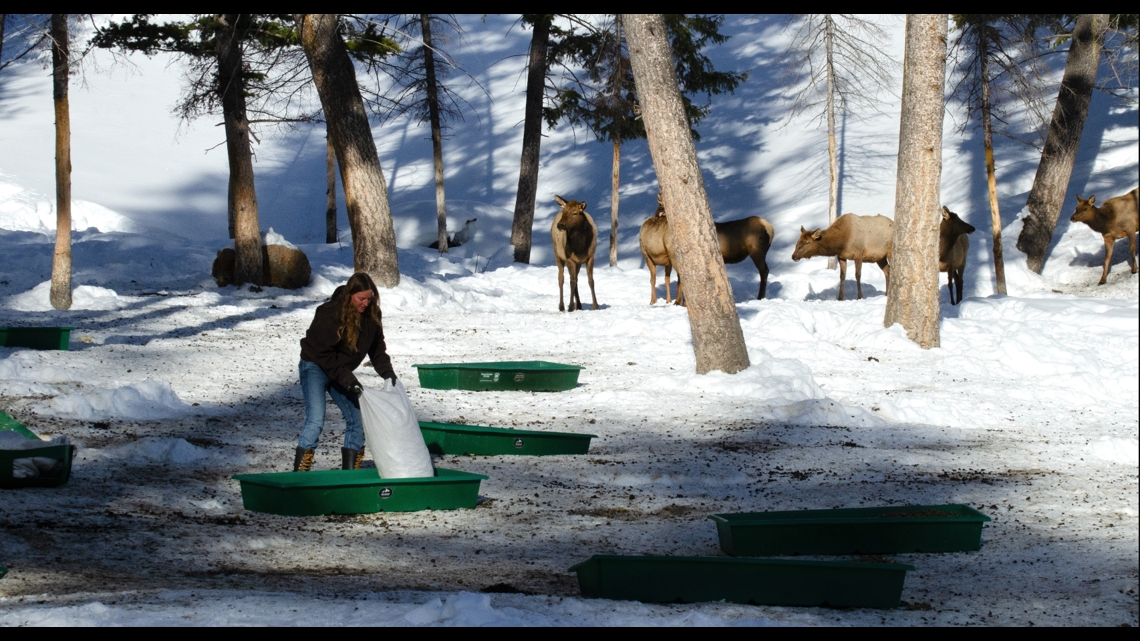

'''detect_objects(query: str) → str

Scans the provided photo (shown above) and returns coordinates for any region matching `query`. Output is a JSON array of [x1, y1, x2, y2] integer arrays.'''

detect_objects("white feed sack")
[[359, 380, 434, 479], [0, 432, 70, 478]]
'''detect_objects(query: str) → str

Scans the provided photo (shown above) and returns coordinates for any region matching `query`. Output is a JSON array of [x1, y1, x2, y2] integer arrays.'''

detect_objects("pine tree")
[[49, 14, 72, 310]]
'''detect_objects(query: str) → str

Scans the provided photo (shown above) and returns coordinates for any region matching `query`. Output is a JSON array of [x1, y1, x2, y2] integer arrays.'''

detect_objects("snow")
[[0, 15, 1136, 627]]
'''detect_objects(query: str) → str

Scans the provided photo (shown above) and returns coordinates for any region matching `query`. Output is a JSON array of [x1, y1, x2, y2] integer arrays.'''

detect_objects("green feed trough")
[[413, 361, 583, 391], [0, 326, 74, 350], [419, 421, 596, 456], [232, 467, 487, 516], [569, 555, 915, 608], [0, 443, 76, 489], [711, 504, 992, 556], [1, 411, 40, 440]]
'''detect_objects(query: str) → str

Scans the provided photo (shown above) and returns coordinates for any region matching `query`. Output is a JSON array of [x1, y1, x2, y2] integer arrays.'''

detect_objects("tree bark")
[[421, 14, 449, 254], [216, 14, 263, 287], [1, 15, 7, 66], [1016, 14, 1108, 274], [624, 14, 750, 375], [883, 14, 947, 349], [510, 16, 551, 264], [297, 13, 400, 287], [610, 135, 620, 266], [325, 132, 337, 243], [979, 34, 1007, 295], [49, 14, 71, 310], [825, 14, 838, 271]]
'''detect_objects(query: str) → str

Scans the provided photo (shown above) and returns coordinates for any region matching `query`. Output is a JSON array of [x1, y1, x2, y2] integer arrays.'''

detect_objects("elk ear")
[[942, 209, 950, 221], [811, 230, 823, 240], [580, 201, 587, 210], [555, 195, 566, 206], [800, 226, 806, 233], [1088, 195, 1096, 205]]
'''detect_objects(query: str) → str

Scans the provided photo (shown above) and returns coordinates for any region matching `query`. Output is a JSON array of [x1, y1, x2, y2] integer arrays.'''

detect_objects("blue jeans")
[[297, 359, 364, 451]]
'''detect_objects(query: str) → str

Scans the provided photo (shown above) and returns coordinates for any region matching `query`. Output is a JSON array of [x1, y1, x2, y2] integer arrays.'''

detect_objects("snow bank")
[[0, 179, 136, 234], [0, 350, 74, 384], [1088, 437, 1140, 466], [102, 437, 211, 466], [8, 281, 137, 312], [44, 379, 190, 421]]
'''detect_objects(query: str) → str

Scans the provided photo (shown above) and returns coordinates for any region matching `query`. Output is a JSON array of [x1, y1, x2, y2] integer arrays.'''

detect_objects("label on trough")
[[513, 373, 525, 382], [379, 487, 392, 499], [479, 372, 500, 382], [514, 438, 524, 449]]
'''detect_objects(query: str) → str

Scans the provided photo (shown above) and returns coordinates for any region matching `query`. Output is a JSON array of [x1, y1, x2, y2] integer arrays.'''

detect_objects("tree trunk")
[[610, 135, 620, 266], [624, 14, 750, 375], [979, 35, 1007, 295], [883, 14, 947, 350], [297, 13, 400, 287], [49, 14, 71, 310], [1, 15, 7, 65], [510, 16, 551, 264], [325, 132, 337, 243], [421, 14, 449, 254], [1016, 14, 1108, 274], [216, 14, 263, 287], [825, 14, 838, 270]]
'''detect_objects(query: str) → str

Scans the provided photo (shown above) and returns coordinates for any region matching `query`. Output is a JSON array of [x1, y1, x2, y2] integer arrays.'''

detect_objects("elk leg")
[[645, 255, 658, 304], [750, 252, 768, 300], [1126, 229, 1135, 271], [877, 259, 890, 294], [854, 259, 864, 299], [952, 268, 962, 305], [568, 260, 581, 311], [837, 260, 847, 301], [664, 265, 672, 303], [1099, 234, 1114, 285], [557, 257, 566, 312], [586, 255, 598, 310]]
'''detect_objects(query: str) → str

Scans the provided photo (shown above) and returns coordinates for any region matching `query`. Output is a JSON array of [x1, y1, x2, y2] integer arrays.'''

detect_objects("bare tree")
[[510, 15, 552, 264], [215, 14, 263, 287], [884, 14, 948, 349], [624, 13, 749, 375], [325, 132, 337, 243], [783, 14, 898, 270], [1, 14, 7, 64], [296, 13, 400, 287], [49, 13, 72, 310], [949, 15, 1055, 295], [1016, 14, 1110, 274]]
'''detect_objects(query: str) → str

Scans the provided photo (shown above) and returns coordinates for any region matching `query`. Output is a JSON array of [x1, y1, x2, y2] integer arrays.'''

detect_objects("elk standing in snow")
[[792, 213, 893, 300], [639, 197, 674, 304], [551, 196, 599, 312], [1069, 188, 1139, 285], [938, 207, 976, 305]]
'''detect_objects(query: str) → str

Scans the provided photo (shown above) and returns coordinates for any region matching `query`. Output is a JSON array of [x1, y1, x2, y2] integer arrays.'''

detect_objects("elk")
[[938, 206, 976, 305], [644, 195, 775, 305], [551, 195, 599, 311], [792, 213, 893, 300], [1069, 188, 1139, 285]]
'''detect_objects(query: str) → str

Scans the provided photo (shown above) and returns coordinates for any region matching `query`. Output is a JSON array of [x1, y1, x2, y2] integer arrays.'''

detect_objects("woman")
[[295, 272, 397, 472]]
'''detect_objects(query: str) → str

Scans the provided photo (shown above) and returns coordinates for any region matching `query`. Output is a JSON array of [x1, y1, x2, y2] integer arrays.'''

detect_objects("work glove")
[[347, 383, 363, 400]]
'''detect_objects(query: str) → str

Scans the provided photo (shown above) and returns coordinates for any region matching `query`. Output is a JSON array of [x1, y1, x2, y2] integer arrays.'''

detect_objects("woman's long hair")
[[337, 273, 381, 351]]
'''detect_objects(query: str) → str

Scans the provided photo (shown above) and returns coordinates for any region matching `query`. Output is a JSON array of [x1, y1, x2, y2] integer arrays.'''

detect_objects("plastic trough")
[[419, 421, 595, 456], [569, 555, 915, 608], [232, 467, 487, 516], [413, 361, 583, 391], [710, 504, 992, 556], [0, 326, 74, 350]]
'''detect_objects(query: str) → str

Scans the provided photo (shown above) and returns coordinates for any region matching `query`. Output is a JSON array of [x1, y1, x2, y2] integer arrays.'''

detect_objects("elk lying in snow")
[[643, 195, 774, 305], [792, 213, 893, 300], [1069, 188, 1139, 284], [939, 206, 976, 305], [551, 195, 599, 311]]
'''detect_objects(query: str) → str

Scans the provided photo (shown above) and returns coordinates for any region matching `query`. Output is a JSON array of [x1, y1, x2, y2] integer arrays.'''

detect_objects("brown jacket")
[[299, 291, 396, 391]]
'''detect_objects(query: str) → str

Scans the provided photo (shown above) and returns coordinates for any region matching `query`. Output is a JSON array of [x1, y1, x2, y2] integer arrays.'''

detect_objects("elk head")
[[555, 195, 588, 231], [941, 206, 976, 237], [791, 226, 824, 261], [655, 192, 666, 217], [1070, 195, 1097, 224]]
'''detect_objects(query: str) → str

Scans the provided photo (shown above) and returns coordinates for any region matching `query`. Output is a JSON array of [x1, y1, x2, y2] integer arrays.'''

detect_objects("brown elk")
[[939, 206, 976, 305], [791, 213, 893, 300], [1069, 188, 1139, 285], [644, 195, 774, 305], [551, 195, 599, 312]]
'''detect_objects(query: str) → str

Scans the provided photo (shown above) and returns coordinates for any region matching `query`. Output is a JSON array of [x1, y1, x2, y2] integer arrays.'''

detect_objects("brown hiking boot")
[[341, 447, 365, 470], [293, 447, 314, 472]]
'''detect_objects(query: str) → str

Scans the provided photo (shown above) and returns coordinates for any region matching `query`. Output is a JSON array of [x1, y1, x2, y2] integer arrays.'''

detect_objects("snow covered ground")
[[1, 15, 1137, 627]]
